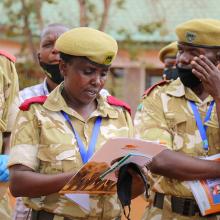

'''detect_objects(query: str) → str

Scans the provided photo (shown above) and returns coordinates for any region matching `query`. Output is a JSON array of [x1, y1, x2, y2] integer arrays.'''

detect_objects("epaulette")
[[143, 80, 168, 96], [0, 50, 16, 63], [19, 96, 47, 111], [107, 96, 131, 115]]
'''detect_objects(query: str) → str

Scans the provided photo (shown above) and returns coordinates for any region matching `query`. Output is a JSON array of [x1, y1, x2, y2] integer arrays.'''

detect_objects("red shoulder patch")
[[143, 80, 168, 96], [107, 96, 131, 115], [19, 96, 47, 111], [0, 50, 16, 63]]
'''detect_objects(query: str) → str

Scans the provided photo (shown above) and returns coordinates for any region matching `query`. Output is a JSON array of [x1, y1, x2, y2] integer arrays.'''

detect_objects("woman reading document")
[[8, 27, 133, 220]]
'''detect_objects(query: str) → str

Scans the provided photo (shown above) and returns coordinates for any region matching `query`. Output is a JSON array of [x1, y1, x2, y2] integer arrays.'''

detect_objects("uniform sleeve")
[[134, 89, 173, 148], [124, 110, 134, 138], [8, 107, 40, 171], [0, 56, 19, 132]]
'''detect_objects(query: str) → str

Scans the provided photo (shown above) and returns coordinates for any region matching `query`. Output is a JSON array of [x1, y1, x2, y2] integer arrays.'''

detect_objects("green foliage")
[[16, 61, 44, 90], [138, 20, 163, 34], [115, 0, 126, 9], [2, 0, 163, 93]]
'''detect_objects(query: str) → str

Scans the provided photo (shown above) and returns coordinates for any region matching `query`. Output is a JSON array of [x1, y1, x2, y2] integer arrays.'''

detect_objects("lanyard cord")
[[61, 111, 102, 164], [189, 100, 215, 152]]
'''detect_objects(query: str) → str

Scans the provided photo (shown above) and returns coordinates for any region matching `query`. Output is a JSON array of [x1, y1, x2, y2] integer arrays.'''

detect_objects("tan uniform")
[[8, 83, 133, 220], [0, 52, 19, 149], [134, 78, 220, 220], [0, 51, 19, 220]]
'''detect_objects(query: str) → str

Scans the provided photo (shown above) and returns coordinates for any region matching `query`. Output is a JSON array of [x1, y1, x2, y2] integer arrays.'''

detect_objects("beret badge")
[[185, 31, 197, 43], [103, 55, 113, 65]]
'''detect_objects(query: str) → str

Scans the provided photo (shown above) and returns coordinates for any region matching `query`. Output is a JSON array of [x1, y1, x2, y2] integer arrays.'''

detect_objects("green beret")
[[159, 41, 177, 63], [55, 27, 118, 65], [176, 19, 220, 48]]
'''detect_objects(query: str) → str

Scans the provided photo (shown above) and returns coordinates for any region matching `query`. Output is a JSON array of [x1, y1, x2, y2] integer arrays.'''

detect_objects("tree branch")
[[78, 0, 88, 26], [99, 0, 111, 31]]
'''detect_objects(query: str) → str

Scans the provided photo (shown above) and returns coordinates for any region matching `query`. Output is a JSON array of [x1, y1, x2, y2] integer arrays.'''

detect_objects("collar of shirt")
[[43, 82, 119, 121], [165, 78, 213, 104], [42, 78, 50, 95]]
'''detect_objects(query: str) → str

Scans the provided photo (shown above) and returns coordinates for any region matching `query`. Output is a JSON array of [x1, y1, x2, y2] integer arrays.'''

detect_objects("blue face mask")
[[176, 66, 201, 88], [39, 62, 64, 84]]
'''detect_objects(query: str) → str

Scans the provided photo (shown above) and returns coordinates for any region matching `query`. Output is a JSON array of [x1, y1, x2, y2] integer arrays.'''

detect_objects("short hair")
[[40, 23, 70, 39]]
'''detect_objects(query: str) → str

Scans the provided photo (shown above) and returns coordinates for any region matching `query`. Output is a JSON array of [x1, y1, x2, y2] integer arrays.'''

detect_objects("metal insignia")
[[185, 31, 197, 43], [103, 55, 113, 65]]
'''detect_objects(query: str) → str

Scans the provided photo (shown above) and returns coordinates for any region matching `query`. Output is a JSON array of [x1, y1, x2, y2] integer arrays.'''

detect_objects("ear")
[[37, 52, 41, 63], [216, 51, 220, 65], [59, 60, 67, 77]]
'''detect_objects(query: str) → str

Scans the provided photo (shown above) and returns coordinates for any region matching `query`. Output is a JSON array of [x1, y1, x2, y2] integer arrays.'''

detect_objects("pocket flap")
[[165, 112, 187, 128], [37, 144, 76, 161]]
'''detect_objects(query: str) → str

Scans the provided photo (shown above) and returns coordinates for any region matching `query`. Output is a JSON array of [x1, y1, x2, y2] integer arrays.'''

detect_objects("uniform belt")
[[31, 210, 121, 220], [31, 210, 71, 220], [153, 192, 201, 216]]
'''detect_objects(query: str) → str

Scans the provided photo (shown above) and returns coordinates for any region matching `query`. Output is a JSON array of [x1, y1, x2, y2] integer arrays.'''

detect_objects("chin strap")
[[117, 162, 149, 220]]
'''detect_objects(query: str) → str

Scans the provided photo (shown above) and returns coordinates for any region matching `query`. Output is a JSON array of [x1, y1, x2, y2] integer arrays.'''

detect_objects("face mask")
[[176, 66, 201, 88], [39, 62, 64, 84], [163, 68, 179, 80], [117, 162, 149, 220]]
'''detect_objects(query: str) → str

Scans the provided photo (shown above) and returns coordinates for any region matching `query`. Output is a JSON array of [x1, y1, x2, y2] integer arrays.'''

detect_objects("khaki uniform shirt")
[[0, 55, 19, 150], [9, 83, 133, 219], [0, 54, 19, 220], [134, 78, 220, 198]]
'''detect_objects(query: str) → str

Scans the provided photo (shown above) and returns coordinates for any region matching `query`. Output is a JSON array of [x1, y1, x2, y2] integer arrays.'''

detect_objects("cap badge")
[[103, 55, 113, 65], [185, 32, 197, 43]]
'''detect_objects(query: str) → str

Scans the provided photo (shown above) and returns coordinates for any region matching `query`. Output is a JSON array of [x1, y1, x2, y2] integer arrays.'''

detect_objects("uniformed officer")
[[134, 19, 220, 220], [0, 50, 19, 219], [8, 27, 133, 220], [13, 23, 70, 220], [158, 41, 178, 80], [19, 23, 70, 103]]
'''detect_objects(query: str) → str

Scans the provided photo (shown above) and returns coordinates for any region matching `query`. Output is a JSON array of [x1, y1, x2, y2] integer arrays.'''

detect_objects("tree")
[[77, 0, 112, 31], [3, 0, 56, 62], [1, 0, 163, 90]]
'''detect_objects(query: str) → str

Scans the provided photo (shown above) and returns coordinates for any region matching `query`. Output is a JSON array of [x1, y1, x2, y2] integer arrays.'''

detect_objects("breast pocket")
[[37, 144, 82, 174], [165, 112, 187, 151], [207, 128, 220, 154]]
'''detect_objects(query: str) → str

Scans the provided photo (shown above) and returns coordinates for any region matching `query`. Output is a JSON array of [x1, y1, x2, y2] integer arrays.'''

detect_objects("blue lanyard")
[[189, 100, 215, 152], [61, 111, 102, 164]]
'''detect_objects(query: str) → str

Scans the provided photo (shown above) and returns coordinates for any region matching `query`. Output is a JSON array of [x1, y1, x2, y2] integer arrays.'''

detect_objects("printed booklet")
[[188, 153, 220, 216], [59, 137, 166, 211]]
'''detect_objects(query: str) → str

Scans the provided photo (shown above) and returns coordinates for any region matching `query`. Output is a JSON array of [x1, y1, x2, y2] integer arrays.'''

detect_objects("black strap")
[[153, 192, 201, 216], [31, 210, 71, 220], [117, 162, 148, 220], [153, 192, 164, 209]]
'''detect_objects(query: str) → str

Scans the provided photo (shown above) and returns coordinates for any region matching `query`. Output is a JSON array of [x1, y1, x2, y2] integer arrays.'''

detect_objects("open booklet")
[[99, 152, 152, 181], [59, 137, 166, 211], [188, 153, 220, 216]]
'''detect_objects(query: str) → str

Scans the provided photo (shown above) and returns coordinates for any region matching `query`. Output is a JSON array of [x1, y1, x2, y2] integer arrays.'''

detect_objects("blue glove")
[[0, 155, 9, 182]]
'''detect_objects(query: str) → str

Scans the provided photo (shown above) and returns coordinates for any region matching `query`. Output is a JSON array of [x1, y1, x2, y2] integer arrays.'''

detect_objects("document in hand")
[[100, 152, 152, 181], [59, 137, 166, 211], [188, 153, 220, 216]]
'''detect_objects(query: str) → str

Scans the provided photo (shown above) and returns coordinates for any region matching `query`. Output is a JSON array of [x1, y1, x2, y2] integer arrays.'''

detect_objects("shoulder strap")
[[107, 95, 131, 115], [143, 80, 168, 96], [19, 96, 47, 111], [0, 50, 16, 63]]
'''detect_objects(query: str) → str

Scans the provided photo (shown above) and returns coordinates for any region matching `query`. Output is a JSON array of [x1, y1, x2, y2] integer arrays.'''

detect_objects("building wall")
[[112, 49, 164, 117], [0, 39, 21, 56]]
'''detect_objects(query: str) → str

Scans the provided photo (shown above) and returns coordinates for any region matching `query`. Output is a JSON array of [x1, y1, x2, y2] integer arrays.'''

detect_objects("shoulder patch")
[[0, 50, 16, 63], [143, 80, 168, 96], [19, 96, 47, 111], [107, 96, 131, 115]]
